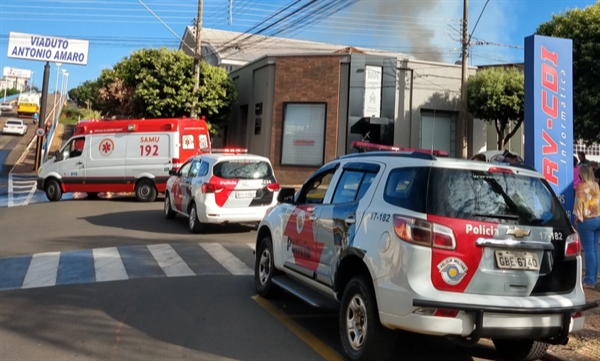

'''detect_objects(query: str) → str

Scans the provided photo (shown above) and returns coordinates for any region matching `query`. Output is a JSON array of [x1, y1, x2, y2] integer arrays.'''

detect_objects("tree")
[[3, 88, 21, 97], [68, 80, 99, 109], [536, 2, 600, 144], [94, 47, 237, 134], [467, 67, 525, 150]]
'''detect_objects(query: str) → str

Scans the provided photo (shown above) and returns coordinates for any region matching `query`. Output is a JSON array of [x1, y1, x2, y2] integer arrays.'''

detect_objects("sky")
[[0, 0, 595, 93]]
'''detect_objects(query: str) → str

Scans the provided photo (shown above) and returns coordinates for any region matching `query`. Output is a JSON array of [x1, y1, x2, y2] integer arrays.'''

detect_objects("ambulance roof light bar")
[[200, 148, 248, 154], [351, 141, 449, 157]]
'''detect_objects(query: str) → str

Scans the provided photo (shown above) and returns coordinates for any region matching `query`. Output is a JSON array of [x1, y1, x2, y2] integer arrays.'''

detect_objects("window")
[[61, 137, 85, 160], [383, 167, 430, 212], [427, 168, 570, 227], [297, 169, 336, 205], [198, 161, 209, 177], [179, 162, 192, 177], [332, 170, 377, 204], [281, 103, 327, 166], [189, 160, 202, 178], [420, 110, 457, 157], [213, 160, 274, 180]]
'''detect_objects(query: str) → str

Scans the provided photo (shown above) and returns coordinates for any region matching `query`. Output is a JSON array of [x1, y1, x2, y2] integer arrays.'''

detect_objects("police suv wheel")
[[339, 276, 395, 361], [492, 339, 549, 361], [254, 236, 282, 298], [164, 193, 176, 219], [135, 180, 157, 202], [45, 179, 62, 202], [188, 203, 204, 233]]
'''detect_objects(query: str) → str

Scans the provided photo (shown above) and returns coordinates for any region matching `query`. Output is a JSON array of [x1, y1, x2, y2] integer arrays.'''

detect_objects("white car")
[[163, 149, 280, 233], [2, 119, 28, 136], [0, 102, 12, 111], [253, 142, 598, 361]]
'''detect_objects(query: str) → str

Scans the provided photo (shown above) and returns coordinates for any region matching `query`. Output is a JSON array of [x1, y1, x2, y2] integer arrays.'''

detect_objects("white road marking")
[[93, 247, 129, 282], [199, 243, 253, 276], [21, 252, 61, 289], [247, 243, 255, 251], [7, 174, 38, 208], [147, 244, 195, 277]]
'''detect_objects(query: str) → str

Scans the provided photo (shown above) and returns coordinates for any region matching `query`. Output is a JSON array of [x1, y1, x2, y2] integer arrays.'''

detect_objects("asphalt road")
[[0, 94, 57, 177], [0, 197, 547, 361]]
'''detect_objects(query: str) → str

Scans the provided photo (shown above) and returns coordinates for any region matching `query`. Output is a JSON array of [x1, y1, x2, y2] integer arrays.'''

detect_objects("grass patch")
[[59, 107, 102, 125], [60, 116, 79, 125]]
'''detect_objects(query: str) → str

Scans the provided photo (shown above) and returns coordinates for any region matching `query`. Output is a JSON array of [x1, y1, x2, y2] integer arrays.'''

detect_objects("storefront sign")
[[281, 103, 326, 166], [363, 65, 382, 118], [524, 35, 573, 219], [7, 32, 90, 66]]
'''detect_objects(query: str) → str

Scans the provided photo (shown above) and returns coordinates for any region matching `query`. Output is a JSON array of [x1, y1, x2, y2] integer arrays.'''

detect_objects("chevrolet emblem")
[[506, 228, 531, 238]]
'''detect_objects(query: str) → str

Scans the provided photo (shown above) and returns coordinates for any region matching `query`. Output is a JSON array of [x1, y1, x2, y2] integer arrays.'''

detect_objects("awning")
[[350, 117, 391, 134]]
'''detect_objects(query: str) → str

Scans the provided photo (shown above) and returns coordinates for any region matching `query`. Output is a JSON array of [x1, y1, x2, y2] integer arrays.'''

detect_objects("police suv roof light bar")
[[200, 148, 248, 154], [351, 141, 449, 157]]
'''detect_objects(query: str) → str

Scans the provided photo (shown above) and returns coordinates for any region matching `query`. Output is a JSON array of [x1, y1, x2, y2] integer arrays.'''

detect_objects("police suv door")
[[281, 162, 339, 280], [313, 162, 384, 288]]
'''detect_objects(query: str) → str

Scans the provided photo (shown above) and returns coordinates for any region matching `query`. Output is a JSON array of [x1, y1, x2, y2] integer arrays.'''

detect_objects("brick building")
[[218, 52, 477, 185]]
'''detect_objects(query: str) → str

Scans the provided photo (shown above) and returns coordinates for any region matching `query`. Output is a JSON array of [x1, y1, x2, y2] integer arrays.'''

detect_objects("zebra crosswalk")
[[6, 173, 38, 208], [0, 242, 257, 291]]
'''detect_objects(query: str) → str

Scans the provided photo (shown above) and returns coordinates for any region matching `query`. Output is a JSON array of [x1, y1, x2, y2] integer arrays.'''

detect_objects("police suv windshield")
[[213, 160, 274, 180]]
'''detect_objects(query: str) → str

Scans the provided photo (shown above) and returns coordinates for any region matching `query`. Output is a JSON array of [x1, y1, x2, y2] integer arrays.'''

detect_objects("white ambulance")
[[36, 117, 211, 202]]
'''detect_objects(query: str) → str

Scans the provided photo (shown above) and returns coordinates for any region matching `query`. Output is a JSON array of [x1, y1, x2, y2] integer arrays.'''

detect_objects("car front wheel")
[[164, 192, 176, 219], [492, 339, 549, 361], [339, 276, 395, 361], [254, 236, 282, 298]]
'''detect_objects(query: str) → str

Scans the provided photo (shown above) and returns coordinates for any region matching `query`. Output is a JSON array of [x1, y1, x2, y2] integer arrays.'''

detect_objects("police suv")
[[164, 148, 280, 233], [253, 141, 598, 361]]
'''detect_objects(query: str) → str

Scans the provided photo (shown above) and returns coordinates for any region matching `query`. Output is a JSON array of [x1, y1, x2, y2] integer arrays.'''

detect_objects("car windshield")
[[428, 168, 570, 227], [213, 160, 273, 180], [6, 121, 22, 125]]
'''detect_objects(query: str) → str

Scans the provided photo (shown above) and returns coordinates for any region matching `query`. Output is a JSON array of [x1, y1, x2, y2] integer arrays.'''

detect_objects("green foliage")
[[68, 47, 237, 135], [536, 2, 600, 144], [467, 67, 525, 150], [3, 88, 21, 97]]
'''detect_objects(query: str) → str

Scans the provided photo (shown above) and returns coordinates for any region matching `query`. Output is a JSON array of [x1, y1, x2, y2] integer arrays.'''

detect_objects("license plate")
[[495, 251, 540, 270], [236, 190, 256, 198]]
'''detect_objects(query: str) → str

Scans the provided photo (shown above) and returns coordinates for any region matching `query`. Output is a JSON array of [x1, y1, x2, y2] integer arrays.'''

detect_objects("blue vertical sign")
[[524, 35, 574, 221]]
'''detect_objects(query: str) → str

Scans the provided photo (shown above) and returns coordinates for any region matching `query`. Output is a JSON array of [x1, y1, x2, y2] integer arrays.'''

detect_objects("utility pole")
[[459, 0, 469, 159], [191, 0, 204, 119]]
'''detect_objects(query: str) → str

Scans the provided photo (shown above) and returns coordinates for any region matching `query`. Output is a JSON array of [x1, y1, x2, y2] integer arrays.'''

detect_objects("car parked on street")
[[253, 141, 598, 361], [0, 102, 13, 111], [164, 148, 280, 233], [2, 119, 28, 136]]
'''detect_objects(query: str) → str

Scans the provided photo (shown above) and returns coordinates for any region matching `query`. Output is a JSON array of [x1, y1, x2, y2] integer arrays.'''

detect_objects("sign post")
[[7, 32, 89, 171], [524, 35, 574, 221]]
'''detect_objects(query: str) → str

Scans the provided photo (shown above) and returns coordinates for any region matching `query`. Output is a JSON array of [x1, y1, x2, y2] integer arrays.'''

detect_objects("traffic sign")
[[36, 128, 45, 137]]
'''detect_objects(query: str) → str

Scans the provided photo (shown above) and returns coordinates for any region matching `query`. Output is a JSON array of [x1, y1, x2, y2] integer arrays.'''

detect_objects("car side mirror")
[[277, 187, 296, 204], [169, 169, 178, 176]]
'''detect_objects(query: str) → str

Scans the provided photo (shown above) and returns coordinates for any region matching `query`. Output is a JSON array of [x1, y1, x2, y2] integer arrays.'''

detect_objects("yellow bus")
[[17, 93, 40, 118]]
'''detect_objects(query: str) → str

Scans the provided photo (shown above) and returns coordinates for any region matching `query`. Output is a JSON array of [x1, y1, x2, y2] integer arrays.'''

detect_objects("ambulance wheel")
[[164, 192, 176, 219], [339, 276, 396, 361], [188, 203, 204, 233], [45, 179, 62, 202], [492, 339, 549, 361], [254, 236, 282, 299], [135, 179, 157, 202]]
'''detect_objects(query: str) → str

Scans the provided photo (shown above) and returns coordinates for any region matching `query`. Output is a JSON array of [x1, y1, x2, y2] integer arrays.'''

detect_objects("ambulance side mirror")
[[54, 150, 62, 161], [277, 188, 296, 204]]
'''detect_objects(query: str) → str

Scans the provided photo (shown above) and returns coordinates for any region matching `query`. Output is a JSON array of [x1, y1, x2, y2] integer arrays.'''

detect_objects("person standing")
[[573, 164, 600, 289], [577, 151, 590, 166]]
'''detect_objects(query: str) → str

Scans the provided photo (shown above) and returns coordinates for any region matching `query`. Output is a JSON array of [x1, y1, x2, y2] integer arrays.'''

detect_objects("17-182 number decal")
[[371, 212, 391, 222], [140, 144, 159, 156]]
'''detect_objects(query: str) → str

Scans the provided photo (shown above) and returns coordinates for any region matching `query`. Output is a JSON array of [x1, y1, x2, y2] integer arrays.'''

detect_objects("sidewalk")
[[11, 124, 73, 175]]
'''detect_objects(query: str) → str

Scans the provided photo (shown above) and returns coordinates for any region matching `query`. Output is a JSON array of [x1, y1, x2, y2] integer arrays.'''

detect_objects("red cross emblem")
[[99, 138, 115, 157]]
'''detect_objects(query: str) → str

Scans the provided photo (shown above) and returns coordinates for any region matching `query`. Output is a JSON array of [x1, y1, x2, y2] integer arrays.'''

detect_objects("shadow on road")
[[80, 209, 254, 235], [0, 276, 509, 361]]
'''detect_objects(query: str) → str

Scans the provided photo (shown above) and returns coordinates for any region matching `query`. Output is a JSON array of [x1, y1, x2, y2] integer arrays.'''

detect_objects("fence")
[[41, 94, 66, 162]]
